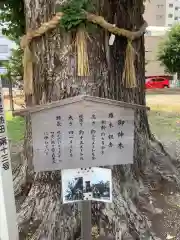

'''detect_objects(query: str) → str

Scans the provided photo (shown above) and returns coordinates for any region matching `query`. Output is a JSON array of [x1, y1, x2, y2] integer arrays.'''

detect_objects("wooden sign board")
[[27, 96, 136, 171], [24, 95, 137, 172], [0, 79, 19, 240], [61, 167, 112, 203]]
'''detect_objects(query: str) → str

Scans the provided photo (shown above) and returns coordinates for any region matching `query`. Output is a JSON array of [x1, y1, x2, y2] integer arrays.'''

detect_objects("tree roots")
[[13, 138, 180, 240]]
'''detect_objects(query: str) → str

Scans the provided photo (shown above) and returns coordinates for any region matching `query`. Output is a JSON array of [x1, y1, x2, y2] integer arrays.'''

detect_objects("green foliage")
[[2, 46, 23, 78], [158, 24, 180, 74], [6, 111, 25, 143], [57, 0, 94, 31], [0, 0, 25, 42]]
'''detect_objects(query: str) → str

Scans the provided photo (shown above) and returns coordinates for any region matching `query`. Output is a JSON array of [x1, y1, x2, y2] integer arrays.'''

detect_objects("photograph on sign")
[[91, 168, 112, 202], [61, 167, 112, 203], [30, 97, 134, 172], [64, 176, 84, 202], [61, 168, 91, 203]]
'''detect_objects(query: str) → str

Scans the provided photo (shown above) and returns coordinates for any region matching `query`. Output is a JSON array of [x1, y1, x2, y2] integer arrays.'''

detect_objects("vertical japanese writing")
[[108, 112, 114, 148], [68, 115, 73, 126], [79, 129, 84, 161], [0, 91, 5, 134], [57, 130, 62, 161], [50, 131, 56, 163], [0, 136, 9, 170], [68, 115, 74, 158], [79, 113, 84, 160], [91, 113, 97, 160], [118, 131, 124, 138], [91, 114, 96, 126], [44, 132, 49, 155], [0, 91, 3, 114], [56, 115, 62, 161], [79, 114, 84, 126], [118, 119, 125, 126], [69, 130, 74, 158], [79, 114, 84, 161], [101, 120, 106, 155], [117, 118, 125, 150], [91, 129, 96, 160], [56, 115, 62, 127], [0, 89, 10, 171]]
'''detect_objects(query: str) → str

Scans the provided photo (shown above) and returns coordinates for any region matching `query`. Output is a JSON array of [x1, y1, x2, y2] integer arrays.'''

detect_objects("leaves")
[[158, 24, 180, 74], [57, 0, 94, 31], [0, 0, 25, 41], [2, 46, 23, 80]]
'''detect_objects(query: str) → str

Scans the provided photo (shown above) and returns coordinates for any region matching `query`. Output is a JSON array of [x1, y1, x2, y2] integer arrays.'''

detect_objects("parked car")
[[145, 77, 170, 89]]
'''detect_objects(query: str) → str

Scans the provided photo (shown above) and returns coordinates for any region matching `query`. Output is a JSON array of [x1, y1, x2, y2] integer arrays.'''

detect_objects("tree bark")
[[15, 0, 180, 239]]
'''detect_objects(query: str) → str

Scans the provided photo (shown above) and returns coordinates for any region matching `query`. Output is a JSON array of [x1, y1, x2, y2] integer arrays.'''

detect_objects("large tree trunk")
[[15, 0, 180, 239]]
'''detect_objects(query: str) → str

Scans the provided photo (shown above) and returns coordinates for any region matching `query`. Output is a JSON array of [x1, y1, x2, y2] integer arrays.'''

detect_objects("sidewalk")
[[4, 98, 22, 111]]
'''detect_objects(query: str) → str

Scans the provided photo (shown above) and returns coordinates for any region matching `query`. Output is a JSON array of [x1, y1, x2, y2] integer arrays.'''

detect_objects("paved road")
[[3, 98, 22, 111]]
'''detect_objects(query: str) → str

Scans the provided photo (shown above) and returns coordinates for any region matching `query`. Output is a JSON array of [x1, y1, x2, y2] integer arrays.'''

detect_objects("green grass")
[[5, 111, 25, 143], [148, 111, 180, 140], [147, 94, 180, 140]]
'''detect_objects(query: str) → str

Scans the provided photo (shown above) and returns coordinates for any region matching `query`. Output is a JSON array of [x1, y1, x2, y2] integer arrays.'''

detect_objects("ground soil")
[[147, 92, 180, 240]]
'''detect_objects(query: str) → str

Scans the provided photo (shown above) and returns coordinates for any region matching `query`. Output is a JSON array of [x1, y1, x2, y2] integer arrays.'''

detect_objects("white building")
[[0, 29, 16, 78], [145, 26, 170, 36], [144, 0, 180, 27], [143, 1, 180, 76], [0, 29, 15, 61], [166, 0, 180, 26], [145, 26, 170, 76]]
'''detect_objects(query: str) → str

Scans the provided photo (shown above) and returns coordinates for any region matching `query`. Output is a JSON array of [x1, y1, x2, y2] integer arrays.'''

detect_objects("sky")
[[91, 168, 111, 184]]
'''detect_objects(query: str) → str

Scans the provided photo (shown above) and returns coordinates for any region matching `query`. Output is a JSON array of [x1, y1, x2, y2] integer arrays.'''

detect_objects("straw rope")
[[20, 11, 147, 94], [21, 13, 63, 94], [76, 27, 90, 77], [122, 40, 137, 88]]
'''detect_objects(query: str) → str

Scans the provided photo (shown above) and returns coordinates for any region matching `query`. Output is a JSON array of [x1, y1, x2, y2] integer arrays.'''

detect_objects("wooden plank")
[[13, 95, 150, 116], [81, 201, 92, 240], [31, 101, 134, 171], [0, 79, 19, 240]]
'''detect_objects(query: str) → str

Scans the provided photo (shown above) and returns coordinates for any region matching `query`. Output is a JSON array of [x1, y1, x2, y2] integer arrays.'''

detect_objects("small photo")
[[91, 168, 112, 202], [61, 167, 112, 203], [63, 176, 84, 203]]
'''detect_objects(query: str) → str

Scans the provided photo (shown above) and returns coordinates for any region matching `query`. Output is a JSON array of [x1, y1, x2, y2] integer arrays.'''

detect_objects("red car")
[[145, 77, 170, 89]]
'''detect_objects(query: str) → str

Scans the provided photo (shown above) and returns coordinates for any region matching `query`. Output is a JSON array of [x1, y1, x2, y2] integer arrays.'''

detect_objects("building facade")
[[145, 26, 170, 76], [144, 0, 180, 27], [0, 29, 16, 86], [0, 29, 15, 62]]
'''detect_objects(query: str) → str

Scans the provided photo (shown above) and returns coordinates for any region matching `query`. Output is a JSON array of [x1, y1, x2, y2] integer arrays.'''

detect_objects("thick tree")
[[2, 0, 180, 239]]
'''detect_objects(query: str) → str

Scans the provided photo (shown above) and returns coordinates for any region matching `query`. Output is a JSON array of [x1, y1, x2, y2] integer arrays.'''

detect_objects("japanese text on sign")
[[0, 90, 10, 171], [31, 101, 134, 171]]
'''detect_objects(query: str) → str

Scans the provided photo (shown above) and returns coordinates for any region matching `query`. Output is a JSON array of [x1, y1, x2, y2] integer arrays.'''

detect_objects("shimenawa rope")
[[20, 11, 147, 94]]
